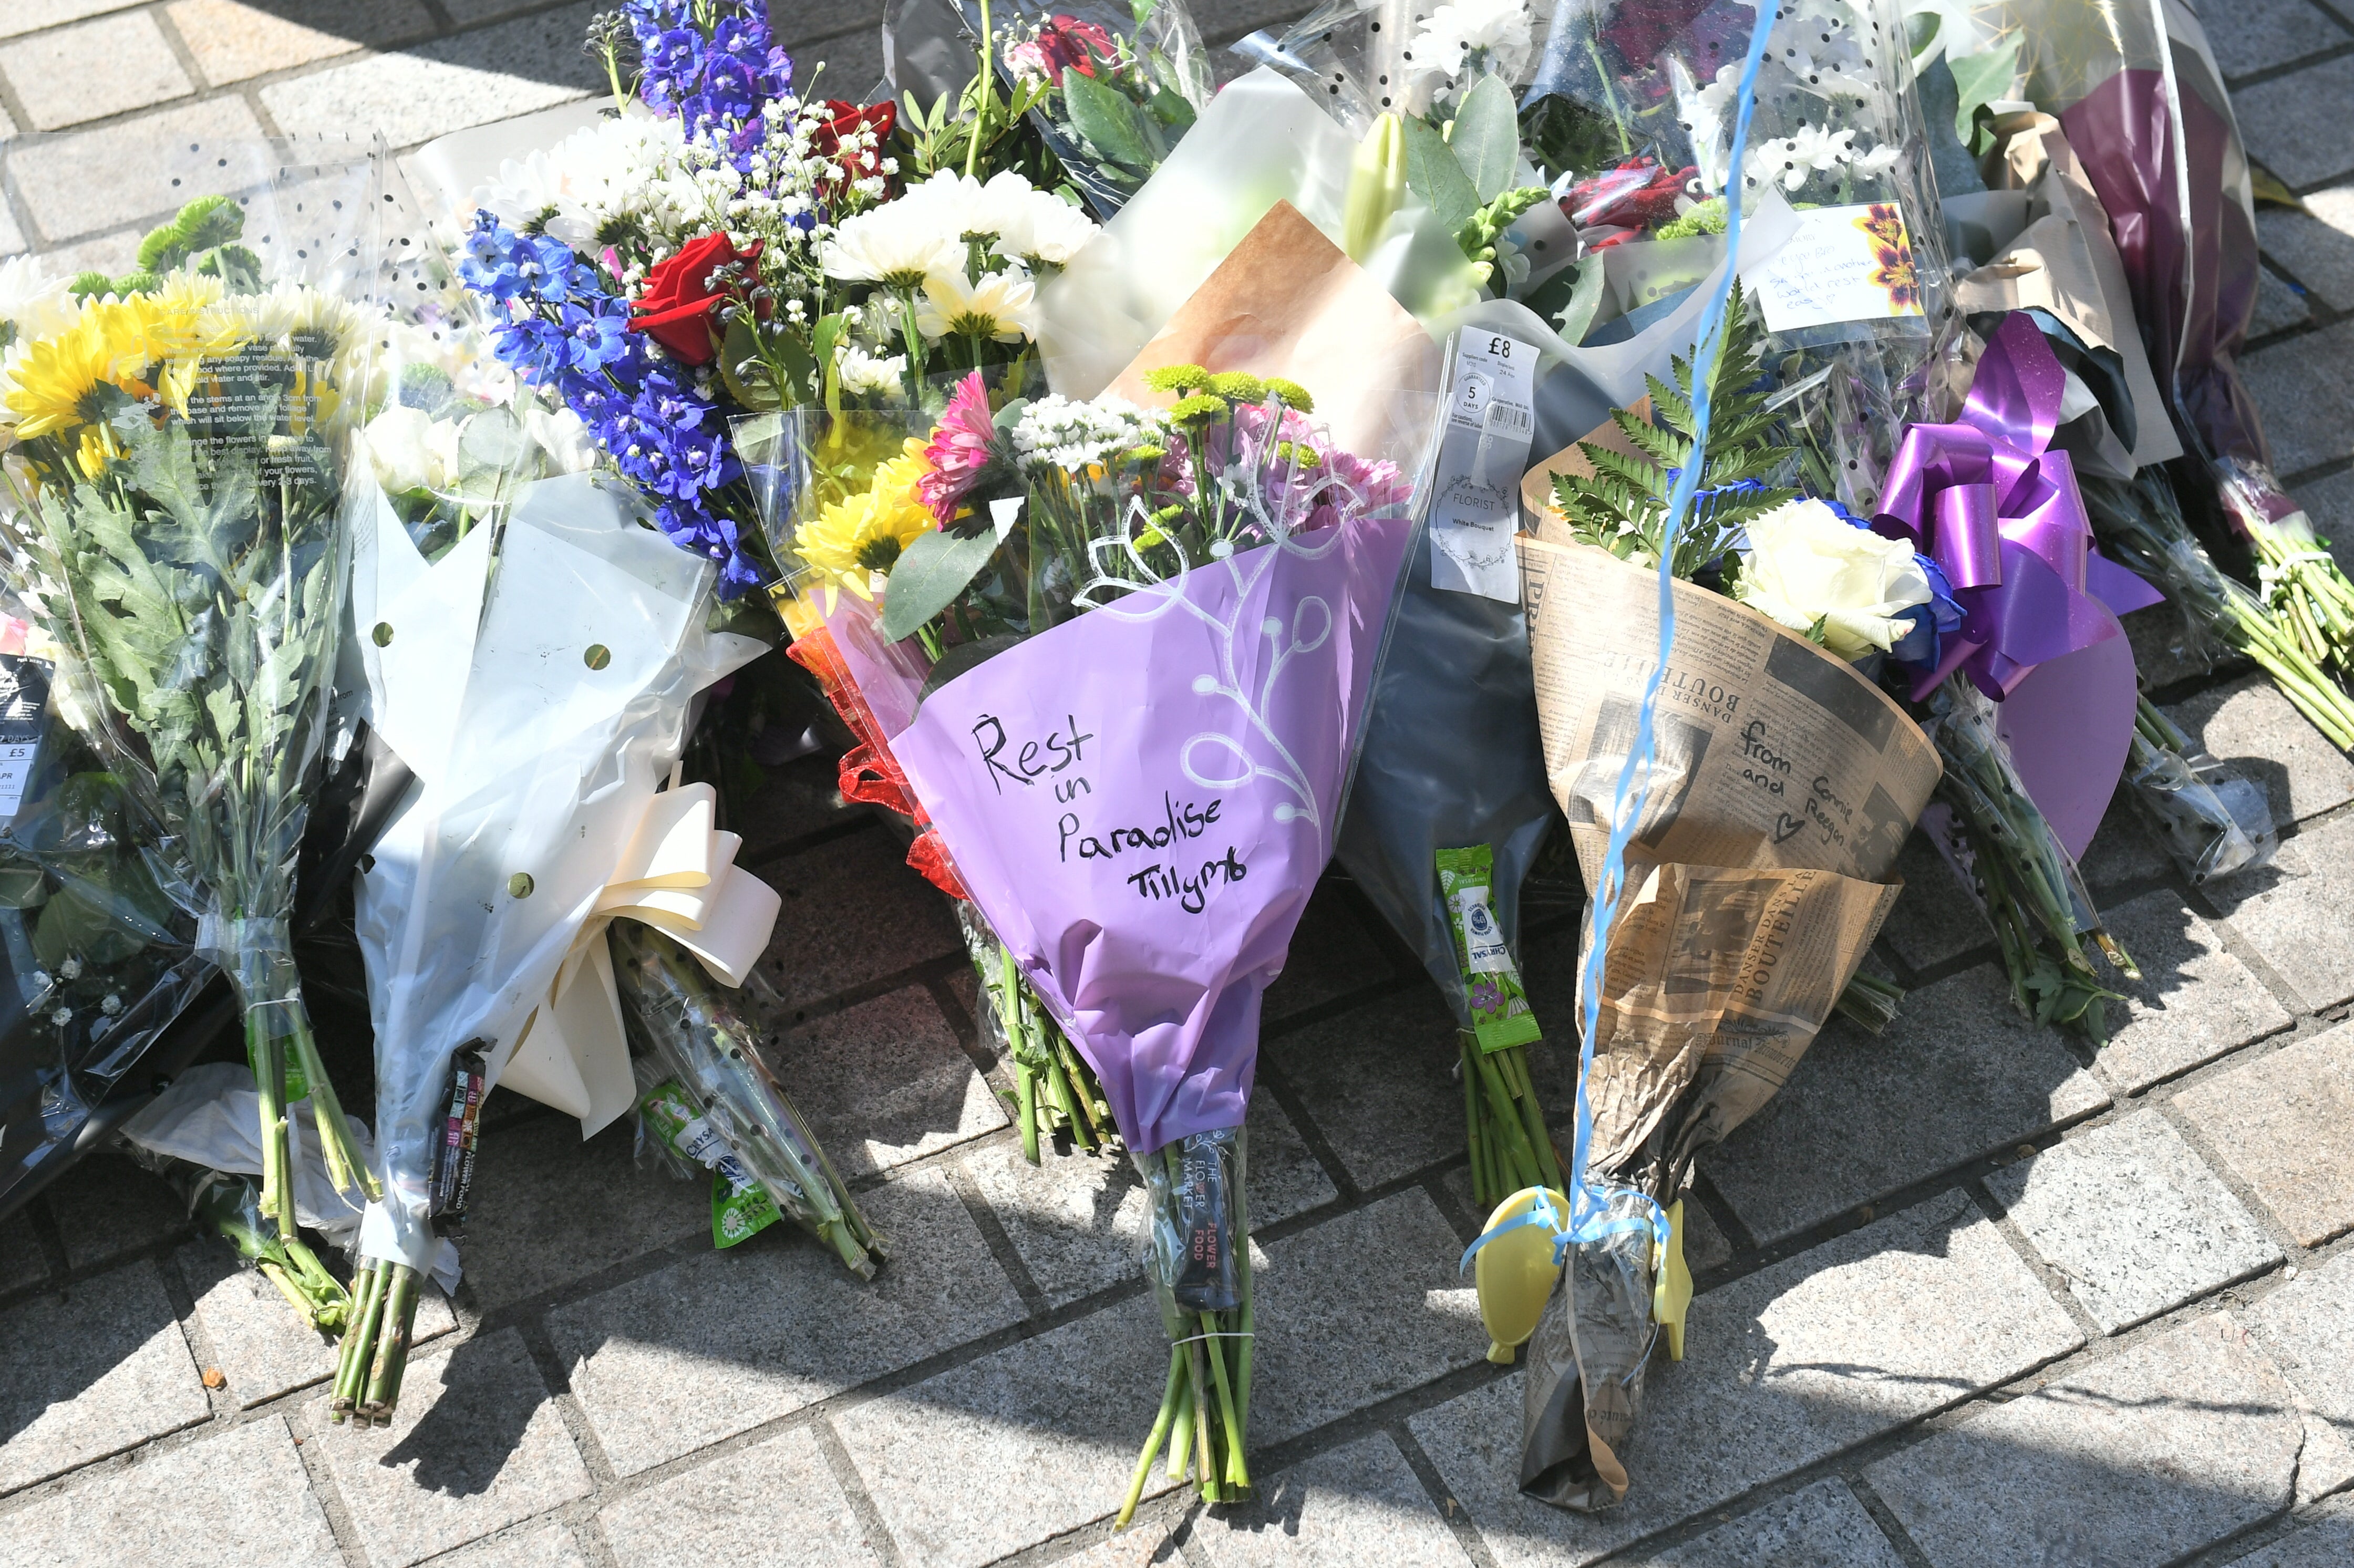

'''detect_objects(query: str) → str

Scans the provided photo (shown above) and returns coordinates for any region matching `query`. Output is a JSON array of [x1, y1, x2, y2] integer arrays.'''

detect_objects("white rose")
[[524, 405, 600, 473], [1735, 498, 1931, 661], [364, 404, 438, 494]]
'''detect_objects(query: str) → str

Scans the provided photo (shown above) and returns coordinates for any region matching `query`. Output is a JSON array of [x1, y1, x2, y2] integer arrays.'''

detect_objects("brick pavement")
[[5, 3, 2354, 1565]]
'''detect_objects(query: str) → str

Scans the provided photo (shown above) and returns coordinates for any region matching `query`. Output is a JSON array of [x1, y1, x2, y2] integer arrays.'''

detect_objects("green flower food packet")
[[638, 1078, 781, 1248], [1437, 844, 1542, 1053]]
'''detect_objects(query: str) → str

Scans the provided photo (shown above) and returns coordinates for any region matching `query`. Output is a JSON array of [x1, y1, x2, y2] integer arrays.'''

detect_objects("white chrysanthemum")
[[1746, 122, 1859, 191], [478, 114, 693, 248], [0, 256, 76, 344], [837, 345, 908, 398], [915, 268, 1038, 343], [894, 169, 994, 239], [1410, 0, 1534, 84], [1011, 394, 1165, 472], [822, 200, 961, 286], [994, 183, 1099, 269], [1851, 141, 1904, 178]]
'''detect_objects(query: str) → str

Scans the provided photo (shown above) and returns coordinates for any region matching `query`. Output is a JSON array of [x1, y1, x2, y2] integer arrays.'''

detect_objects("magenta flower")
[[918, 372, 1001, 526]]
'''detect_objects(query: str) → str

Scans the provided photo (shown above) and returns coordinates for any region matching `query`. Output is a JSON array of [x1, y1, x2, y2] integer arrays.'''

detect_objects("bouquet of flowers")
[[988, 0, 1212, 216], [0, 154, 387, 1247]]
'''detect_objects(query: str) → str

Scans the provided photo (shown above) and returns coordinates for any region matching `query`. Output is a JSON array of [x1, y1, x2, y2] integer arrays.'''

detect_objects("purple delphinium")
[[623, 0, 793, 166]]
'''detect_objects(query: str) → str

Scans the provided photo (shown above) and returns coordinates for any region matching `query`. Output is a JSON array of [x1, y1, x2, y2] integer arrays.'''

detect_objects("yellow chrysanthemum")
[[5, 296, 157, 441], [792, 438, 936, 605]]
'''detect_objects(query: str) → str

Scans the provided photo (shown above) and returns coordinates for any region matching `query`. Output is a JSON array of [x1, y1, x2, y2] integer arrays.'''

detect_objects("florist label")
[[1748, 202, 1924, 334], [0, 655, 51, 822], [1429, 330, 1539, 603]]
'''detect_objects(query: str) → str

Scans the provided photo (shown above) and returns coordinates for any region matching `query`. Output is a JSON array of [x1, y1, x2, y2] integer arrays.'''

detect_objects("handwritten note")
[[1748, 203, 1924, 334]]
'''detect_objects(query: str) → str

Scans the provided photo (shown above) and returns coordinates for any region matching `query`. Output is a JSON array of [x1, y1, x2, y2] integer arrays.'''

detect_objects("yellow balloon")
[[1472, 1187, 1570, 1365]]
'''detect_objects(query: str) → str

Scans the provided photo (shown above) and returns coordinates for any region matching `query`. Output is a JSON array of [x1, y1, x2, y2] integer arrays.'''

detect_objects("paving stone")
[[2222, 1496, 2354, 1567], [0, 1415, 338, 1568], [0, 1210, 48, 1295], [7, 96, 269, 245], [732, 750, 858, 863], [1247, 1190, 1483, 1448], [298, 1328, 591, 1568], [545, 1165, 1024, 1477], [422, 1523, 590, 1568], [172, 1239, 455, 1409], [1408, 1192, 2083, 1567], [0, 11, 190, 129], [2093, 891, 2295, 1093], [762, 986, 1006, 1179], [1263, 882, 1393, 1020], [1618, 1479, 1904, 1568], [0, 0, 142, 41], [2177, 1023, 2354, 1245], [2075, 790, 2171, 893], [1985, 1110, 2281, 1332], [1190, 1432, 1469, 1567], [1193, 0, 1305, 48], [831, 1288, 1184, 1567], [769, 0, 887, 50], [1877, 831, 1993, 971], [2242, 316, 2354, 476], [2166, 674, 2354, 826], [1680, 1196, 1733, 1273], [1701, 965, 2109, 1243], [453, 1110, 709, 1313], [2236, 57, 2354, 190], [0, 1261, 210, 1494], [1864, 1314, 2307, 1568], [32, 226, 143, 278], [597, 1423, 881, 1567], [2203, 813, 2354, 1009], [39, 1151, 192, 1273], [256, 5, 603, 150], [167, 0, 439, 86], [793, 18, 886, 97], [0, 199, 22, 260], [969, 1087, 1332, 1308], [1262, 983, 1463, 1191], [2251, 266, 2315, 336], [2263, 187, 2354, 310], [2299, 465, 2354, 581], [1045, 1513, 1189, 1567], [2205, 0, 2352, 79], [755, 828, 963, 1013], [2245, 1250, 2354, 1460]]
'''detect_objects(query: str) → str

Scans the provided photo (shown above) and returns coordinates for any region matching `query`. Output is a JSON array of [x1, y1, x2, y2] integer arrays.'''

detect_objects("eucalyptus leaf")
[[1948, 37, 2022, 151], [1062, 71, 1153, 171], [881, 527, 1003, 642], [1451, 75, 1523, 203], [1401, 115, 1482, 236], [1552, 254, 1609, 346]]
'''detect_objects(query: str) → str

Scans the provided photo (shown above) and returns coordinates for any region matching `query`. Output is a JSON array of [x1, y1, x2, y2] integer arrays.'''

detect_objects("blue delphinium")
[[623, 0, 793, 163], [461, 212, 765, 597]]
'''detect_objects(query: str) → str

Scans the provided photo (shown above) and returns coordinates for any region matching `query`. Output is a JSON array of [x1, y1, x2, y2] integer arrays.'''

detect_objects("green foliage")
[[1456, 186, 1550, 286], [1449, 75, 1523, 203], [1401, 114, 1482, 235], [1519, 93, 1625, 182], [1547, 280, 1794, 577]]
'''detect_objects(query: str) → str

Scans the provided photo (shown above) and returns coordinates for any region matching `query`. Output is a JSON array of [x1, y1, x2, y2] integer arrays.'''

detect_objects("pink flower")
[[917, 372, 1001, 526]]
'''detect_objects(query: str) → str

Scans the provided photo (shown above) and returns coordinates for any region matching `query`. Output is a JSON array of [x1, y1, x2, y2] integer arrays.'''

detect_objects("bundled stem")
[[329, 1260, 421, 1427], [1462, 1031, 1566, 1213], [2249, 514, 2354, 677], [170, 1163, 350, 1332], [959, 902, 1116, 1162]]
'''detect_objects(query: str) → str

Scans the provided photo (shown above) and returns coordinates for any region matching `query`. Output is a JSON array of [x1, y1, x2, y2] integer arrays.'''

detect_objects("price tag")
[[0, 655, 50, 822], [1429, 331, 1538, 602]]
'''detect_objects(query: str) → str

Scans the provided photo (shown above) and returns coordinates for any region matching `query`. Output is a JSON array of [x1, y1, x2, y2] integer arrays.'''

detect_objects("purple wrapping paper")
[[844, 513, 1416, 1155]]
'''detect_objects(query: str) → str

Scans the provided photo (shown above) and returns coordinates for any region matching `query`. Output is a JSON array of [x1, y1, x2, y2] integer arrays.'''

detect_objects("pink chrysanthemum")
[[917, 371, 1000, 526]]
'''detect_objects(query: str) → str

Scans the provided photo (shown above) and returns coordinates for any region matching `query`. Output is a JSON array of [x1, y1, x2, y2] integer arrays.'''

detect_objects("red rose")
[[629, 231, 760, 366], [811, 99, 898, 185], [1034, 15, 1117, 82]]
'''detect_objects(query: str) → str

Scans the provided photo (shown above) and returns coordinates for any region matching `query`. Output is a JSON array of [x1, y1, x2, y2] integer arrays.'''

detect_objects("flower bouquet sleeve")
[[0, 139, 392, 1242], [986, 0, 1213, 218]]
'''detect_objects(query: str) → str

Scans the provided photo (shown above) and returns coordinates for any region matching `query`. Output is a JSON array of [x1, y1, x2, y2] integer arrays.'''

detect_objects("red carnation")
[[629, 231, 761, 366]]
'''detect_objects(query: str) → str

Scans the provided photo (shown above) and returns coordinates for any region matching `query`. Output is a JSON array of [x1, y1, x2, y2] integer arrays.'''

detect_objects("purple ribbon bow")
[[1873, 313, 2163, 702]]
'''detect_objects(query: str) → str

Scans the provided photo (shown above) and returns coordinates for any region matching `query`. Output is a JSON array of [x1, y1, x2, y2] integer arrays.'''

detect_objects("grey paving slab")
[[5, 95, 270, 245], [1047, 1515, 1189, 1567], [2203, 813, 2354, 1009], [2204, 0, 2351, 79], [2236, 56, 2354, 190], [298, 1328, 591, 1568], [1408, 1192, 2083, 1567], [2223, 1497, 2354, 1567], [1190, 1432, 1470, 1567], [0, 1260, 210, 1495], [168, 0, 439, 87], [1984, 1110, 2282, 1332], [2094, 890, 2295, 1093], [453, 1110, 708, 1313], [1681, 1195, 1733, 1274], [0, 1211, 47, 1295], [2299, 465, 2354, 581], [2165, 675, 2354, 827], [2076, 791, 2171, 893], [1618, 1479, 1905, 1568], [2262, 187, 2354, 310], [2176, 1022, 2354, 1245], [0, 0, 139, 42], [1700, 965, 2109, 1244], [1877, 831, 1994, 971], [762, 986, 1007, 1179], [545, 1165, 1025, 1477], [1246, 1189, 1483, 1447], [0, 11, 190, 129], [256, 4, 602, 150], [419, 1522, 590, 1568], [172, 1239, 455, 1409], [1263, 885, 1393, 1020], [597, 1423, 881, 1567], [2253, 265, 2317, 337], [1261, 982, 1463, 1191], [2244, 1250, 2354, 1460], [766, 0, 888, 51], [1864, 1314, 2307, 1568], [755, 829, 964, 1012], [831, 1290, 1185, 1568], [42, 1152, 192, 1273], [2242, 317, 2354, 476], [0, 1415, 338, 1568], [968, 1087, 1333, 1309]]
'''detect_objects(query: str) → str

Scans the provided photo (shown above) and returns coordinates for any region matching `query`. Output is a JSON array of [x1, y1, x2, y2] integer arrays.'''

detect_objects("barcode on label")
[[1487, 404, 1532, 433]]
